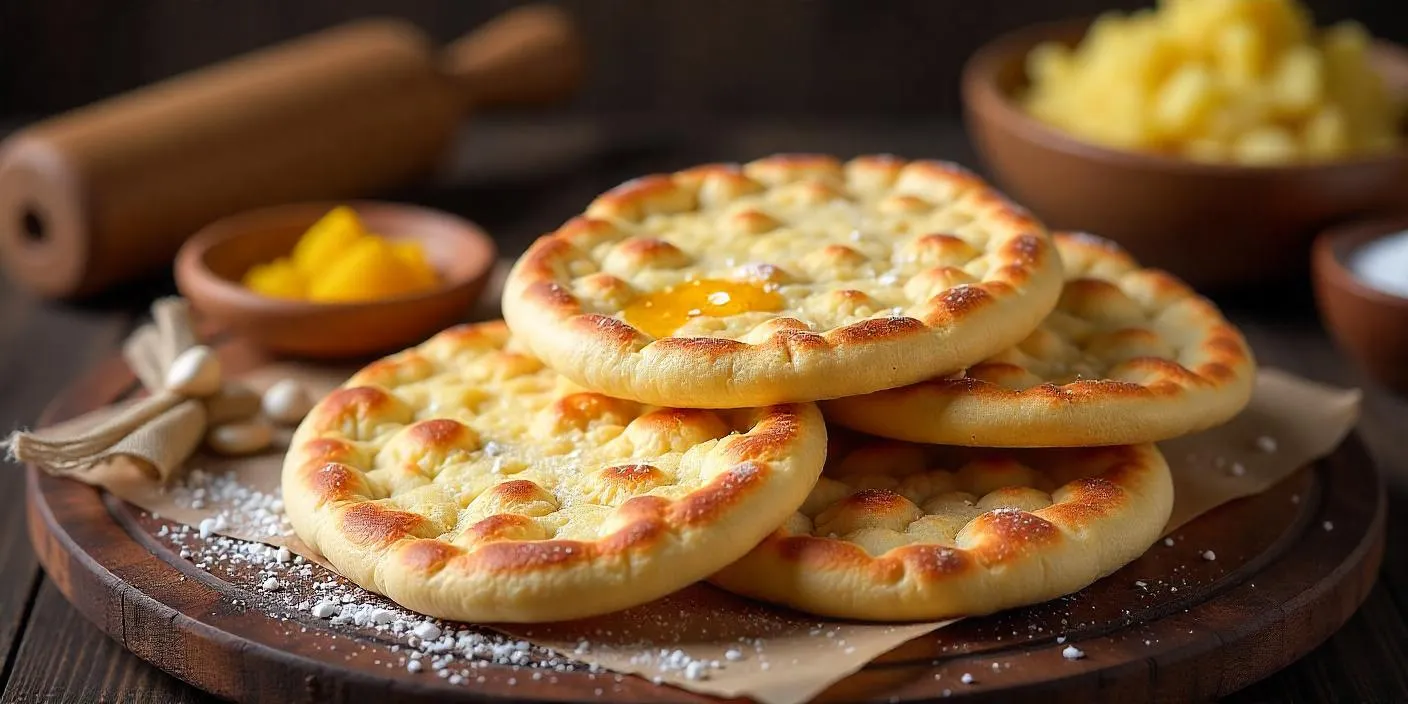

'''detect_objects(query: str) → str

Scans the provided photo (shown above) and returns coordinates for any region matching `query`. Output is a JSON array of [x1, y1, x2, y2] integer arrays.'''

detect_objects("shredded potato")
[[1022, 0, 1403, 164]]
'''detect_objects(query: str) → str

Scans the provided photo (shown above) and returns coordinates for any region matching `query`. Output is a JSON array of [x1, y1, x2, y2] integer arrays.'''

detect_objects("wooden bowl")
[[175, 201, 496, 359], [1312, 215, 1408, 394], [962, 19, 1408, 290]]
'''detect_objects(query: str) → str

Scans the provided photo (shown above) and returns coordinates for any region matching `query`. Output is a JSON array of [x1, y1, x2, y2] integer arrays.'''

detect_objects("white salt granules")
[[1350, 230, 1408, 298], [150, 467, 642, 694], [628, 648, 722, 681], [173, 468, 288, 538], [1061, 645, 1085, 660], [412, 621, 442, 641]]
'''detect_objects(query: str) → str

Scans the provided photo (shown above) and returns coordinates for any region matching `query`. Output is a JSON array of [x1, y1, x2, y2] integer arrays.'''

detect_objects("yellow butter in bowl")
[[242, 258, 305, 300], [390, 241, 440, 289], [242, 206, 440, 302], [1022, 0, 1403, 164], [291, 206, 367, 278], [308, 236, 433, 303]]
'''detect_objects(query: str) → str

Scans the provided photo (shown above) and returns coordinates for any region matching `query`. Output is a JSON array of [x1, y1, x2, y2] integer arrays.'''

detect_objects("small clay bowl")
[[175, 201, 497, 359], [963, 18, 1408, 290], [1312, 215, 1408, 394]]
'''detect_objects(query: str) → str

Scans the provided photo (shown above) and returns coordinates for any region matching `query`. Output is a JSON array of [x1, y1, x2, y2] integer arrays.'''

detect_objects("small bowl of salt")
[[1313, 215, 1408, 393]]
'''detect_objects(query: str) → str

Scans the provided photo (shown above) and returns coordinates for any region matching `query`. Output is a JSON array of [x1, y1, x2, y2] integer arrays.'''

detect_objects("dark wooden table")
[[1, 117, 1405, 703]]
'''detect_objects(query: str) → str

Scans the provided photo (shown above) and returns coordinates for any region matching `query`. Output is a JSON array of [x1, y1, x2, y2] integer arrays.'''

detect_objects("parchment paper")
[[66, 367, 1359, 704]]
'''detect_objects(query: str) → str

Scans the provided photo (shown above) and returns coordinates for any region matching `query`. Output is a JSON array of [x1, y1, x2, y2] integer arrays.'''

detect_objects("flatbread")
[[282, 321, 826, 623], [823, 233, 1256, 446], [711, 433, 1173, 621], [503, 154, 1063, 408]]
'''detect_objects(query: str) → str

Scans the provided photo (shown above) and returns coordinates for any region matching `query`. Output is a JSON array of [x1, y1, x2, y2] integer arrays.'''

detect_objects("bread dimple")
[[824, 232, 1257, 446], [711, 433, 1174, 621], [503, 154, 1063, 408], [282, 321, 826, 623]]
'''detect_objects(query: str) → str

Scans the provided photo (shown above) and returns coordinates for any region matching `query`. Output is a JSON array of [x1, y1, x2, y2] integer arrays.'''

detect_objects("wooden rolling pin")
[[0, 5, 581, 299]]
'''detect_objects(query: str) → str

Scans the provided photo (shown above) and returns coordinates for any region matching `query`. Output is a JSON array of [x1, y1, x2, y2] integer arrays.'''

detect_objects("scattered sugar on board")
[[411, 621, 441, 641], [149, 468, 617, 688], [171, 468, 289, 538]]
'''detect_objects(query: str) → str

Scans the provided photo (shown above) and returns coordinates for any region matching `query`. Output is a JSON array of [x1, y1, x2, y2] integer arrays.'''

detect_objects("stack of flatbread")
[[282, 155, 1255, 623]]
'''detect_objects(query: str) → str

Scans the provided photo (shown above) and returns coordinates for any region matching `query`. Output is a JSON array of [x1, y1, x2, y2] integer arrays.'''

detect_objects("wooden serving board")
[[25, 345, 1386, 703]]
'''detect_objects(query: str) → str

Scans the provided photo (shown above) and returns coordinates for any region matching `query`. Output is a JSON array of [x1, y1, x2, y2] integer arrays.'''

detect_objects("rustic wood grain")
[[1, 118, 1407, 702], [4, 0, 1407, 116], [0, 272, 134, 686], [0, 582, 207, 704], [0, 470, 39, 688], [1219, 298, 1408, 704], [1232, 583, 1408, 703]]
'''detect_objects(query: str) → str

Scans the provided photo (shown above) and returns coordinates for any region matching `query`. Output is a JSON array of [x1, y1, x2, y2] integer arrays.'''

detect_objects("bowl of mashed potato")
[[963, 0, 1408, 288]]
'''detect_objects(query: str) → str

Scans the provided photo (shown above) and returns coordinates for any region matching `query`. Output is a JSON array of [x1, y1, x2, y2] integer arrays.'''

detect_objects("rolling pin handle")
[[441, 4, 584, 110]]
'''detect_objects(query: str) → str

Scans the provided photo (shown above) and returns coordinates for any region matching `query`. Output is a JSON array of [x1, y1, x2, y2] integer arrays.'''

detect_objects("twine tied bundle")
[[4, 298, 258, 481]]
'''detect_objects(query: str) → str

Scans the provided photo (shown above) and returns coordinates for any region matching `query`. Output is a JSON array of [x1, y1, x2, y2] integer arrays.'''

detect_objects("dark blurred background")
[[4, 0, 1408, 120], [2, 10, 1408, 704]]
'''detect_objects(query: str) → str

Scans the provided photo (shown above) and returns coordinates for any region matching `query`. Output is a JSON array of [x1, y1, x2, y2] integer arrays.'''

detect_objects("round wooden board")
[[26, 345, 1386, 704]]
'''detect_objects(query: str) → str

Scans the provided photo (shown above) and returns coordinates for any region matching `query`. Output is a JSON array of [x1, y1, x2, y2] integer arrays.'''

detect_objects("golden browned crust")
[[711, 434, 1174, 621], [823, 233, 1257, 445], [502, 154, 1063, 408], [282, 321, 827, 623]]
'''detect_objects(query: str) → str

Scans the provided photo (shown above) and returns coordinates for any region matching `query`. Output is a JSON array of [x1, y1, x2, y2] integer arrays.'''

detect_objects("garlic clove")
[[206, 418, 274, 456], [207, 381, 262, 425], [165, 346, 222, 397], [261, 379, 314, 425]]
